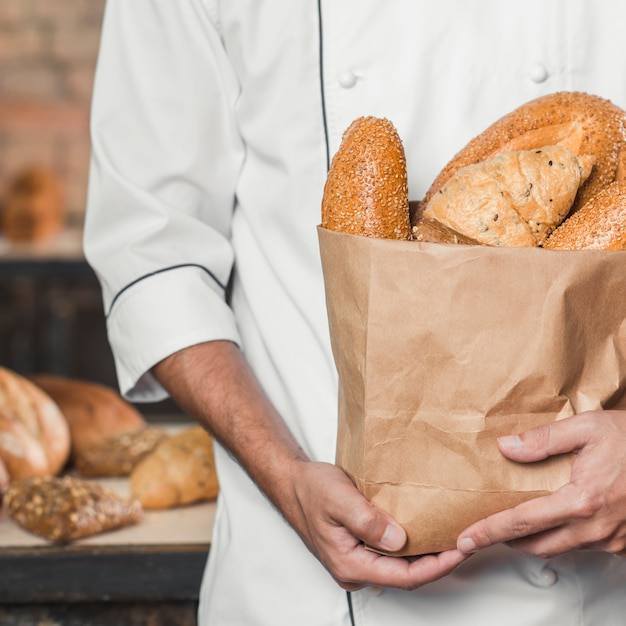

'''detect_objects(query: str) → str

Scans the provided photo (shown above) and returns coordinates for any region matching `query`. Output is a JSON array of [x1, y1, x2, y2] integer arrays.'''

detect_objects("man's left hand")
[[457, 410, 626, 558]]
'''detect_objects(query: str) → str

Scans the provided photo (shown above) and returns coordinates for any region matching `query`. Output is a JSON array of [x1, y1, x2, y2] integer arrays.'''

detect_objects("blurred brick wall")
[[0, 0, 106, 227]]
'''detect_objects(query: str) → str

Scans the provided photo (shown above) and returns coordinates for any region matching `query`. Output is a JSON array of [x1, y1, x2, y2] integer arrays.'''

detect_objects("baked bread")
[[75, 426, 169, 477], [421, 145, 594, 247], [0, 367, 70, 480], [321, 116, 411, 240], [130, 425, 219, 509], [545, 180, 626, 250], [0, 167, 65, 243], [29, 374, 146, 462], [0, 458, 9, 495], [423, 91, 626, 214], [4, 475, 142, 543], [412, 217, 481, 245]]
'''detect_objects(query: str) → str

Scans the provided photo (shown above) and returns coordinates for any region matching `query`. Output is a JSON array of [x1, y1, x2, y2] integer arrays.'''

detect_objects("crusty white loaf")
[[0, 367, 70, 480]]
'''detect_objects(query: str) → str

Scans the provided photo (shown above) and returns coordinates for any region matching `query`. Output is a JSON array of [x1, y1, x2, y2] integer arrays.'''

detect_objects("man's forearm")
[[151, 340, 309, 521]]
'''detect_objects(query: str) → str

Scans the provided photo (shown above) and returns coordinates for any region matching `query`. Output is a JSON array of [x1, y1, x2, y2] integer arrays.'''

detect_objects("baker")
[[84, 2, 626, 624]]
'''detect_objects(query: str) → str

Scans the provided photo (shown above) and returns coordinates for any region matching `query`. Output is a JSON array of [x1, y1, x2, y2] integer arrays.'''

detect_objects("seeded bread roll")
[[4, 475, 142, 543], [423, 92, 626, 214], [421, 145, 594, 247], [321, 116, 411, 240], [29, 374, 146, 462], [545, 180, 626, 250], [0, 367, 70, 480]]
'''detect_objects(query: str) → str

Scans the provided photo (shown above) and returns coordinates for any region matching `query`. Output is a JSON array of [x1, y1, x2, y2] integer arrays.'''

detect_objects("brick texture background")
[[0, 0, 106, 227]]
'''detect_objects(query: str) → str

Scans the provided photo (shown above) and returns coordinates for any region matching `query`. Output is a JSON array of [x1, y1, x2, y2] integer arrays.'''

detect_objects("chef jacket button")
[[527, 62, 549, 83], [532, 565, 558, 587], [338, 70, 358, 89]]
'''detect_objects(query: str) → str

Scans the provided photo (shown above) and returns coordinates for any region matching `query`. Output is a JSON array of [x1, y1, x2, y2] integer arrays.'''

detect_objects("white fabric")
[[85, 1, 626, 624]]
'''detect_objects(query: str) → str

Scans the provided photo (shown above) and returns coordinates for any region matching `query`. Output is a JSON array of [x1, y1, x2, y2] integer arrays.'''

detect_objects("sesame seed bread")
[[545, 180, 626, 250], [321, 116, 411, 240]]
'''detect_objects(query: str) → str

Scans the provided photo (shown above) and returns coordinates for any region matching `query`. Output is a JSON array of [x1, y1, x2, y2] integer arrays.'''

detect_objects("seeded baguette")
[[321, 116, 411, 240]]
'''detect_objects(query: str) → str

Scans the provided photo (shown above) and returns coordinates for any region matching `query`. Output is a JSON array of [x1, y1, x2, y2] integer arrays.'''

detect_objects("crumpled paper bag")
[[318, 226, 626, 556]]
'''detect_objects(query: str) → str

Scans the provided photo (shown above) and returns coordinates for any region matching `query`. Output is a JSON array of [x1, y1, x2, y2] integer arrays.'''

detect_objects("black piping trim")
[[347, 591, 356, 626], [317, 0, 330, 172], [106, 263, 226, 318]]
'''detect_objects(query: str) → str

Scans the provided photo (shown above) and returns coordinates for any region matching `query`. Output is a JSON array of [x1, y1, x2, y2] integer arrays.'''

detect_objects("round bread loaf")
[[423, 92, 626, 214], [544, 180, 626, 250], [0, 367, 70, 480], [321, 116, 411, 240], [29, 374, 146, 462]]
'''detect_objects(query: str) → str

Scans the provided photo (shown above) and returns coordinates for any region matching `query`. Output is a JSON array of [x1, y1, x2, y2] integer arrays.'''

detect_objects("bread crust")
[[29, 374, 146, 461], [130, 426, 219, 509], [423, 92, 626, 215], [545, 180, 626, 250], [0, 367, 70, 479], [5, 475, 142, 543], [321, 116, 411, 240]]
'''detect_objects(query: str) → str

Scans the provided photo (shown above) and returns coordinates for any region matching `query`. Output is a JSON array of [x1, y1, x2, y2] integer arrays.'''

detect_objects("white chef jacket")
[[85, 1, 626, 624]]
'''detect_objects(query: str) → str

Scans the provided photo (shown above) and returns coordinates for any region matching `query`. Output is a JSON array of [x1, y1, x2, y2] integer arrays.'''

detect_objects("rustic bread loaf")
[[423, 91, 626, 214], [4, 475, 142, 543], [130, 425, 219, 509], [29, 374, 146, 462], [75, 426, 170, 477], [0, 367, 70, 480], [421, 145, 593, 247], [321, 116, 411, 240]]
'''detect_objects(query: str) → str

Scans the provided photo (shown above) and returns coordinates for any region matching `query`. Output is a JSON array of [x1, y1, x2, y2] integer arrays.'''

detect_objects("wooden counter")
[[0, 462, 215, 624]]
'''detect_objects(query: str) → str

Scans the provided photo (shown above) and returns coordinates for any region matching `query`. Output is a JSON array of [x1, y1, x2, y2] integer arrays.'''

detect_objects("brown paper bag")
[[318, 226, 626, 556]]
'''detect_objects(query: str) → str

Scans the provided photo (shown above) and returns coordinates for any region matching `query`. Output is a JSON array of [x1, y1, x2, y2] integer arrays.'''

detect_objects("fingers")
[[342, 498, 407, 553], [333, 547, 470, 591], [294, 463, 471, 590], [457, 484, 577, 554], [497, 416, 592, 463]]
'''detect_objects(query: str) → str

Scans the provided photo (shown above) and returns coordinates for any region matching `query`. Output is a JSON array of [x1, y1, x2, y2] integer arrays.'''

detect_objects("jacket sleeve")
[[84, 0, 243, 401]]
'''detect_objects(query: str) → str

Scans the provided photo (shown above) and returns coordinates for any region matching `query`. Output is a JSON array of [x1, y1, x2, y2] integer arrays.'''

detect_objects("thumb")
[[344, 498, 407, 553]]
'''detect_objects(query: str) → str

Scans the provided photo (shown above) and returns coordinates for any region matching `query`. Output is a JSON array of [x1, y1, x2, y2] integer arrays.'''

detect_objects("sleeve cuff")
[[105, 264, 241, 402]]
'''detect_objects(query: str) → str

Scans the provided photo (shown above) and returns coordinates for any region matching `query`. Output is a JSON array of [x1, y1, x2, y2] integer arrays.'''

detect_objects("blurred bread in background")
[[0, 166, 66, 243]]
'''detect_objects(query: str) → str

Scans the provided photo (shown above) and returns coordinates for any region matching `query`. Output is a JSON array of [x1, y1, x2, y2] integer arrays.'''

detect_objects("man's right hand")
[[288, 459, 470, 591], [153, 340, 469, 592]]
